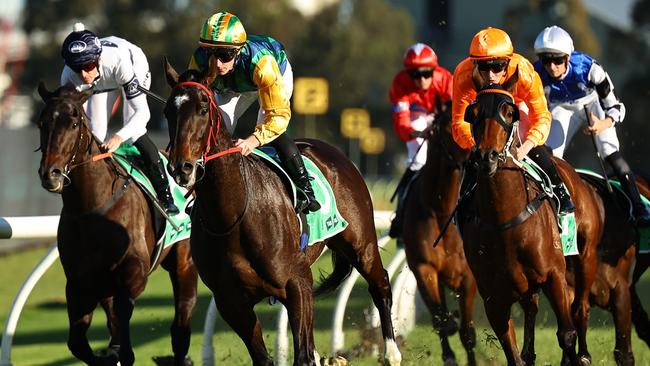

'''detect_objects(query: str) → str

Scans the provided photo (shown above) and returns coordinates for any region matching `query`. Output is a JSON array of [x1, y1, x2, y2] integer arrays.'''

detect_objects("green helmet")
[[199, 12, 247, 48]]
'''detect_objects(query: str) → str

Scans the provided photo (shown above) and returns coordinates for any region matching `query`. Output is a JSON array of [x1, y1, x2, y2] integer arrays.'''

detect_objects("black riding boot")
[[606, 151, 650, 226], [618, 172, 650, 226], [529, 146, 575, 214], [283, 152, 321, 213], [146, 159, 180, 215], [389, 169, 417, 238]]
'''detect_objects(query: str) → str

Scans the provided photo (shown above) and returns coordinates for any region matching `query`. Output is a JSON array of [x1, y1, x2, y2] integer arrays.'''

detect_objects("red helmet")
[[403, 43, 438, 69]]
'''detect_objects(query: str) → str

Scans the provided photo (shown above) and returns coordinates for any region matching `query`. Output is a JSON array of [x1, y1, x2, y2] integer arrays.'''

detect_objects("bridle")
[[171, 81, 249, 236], [472, 88, 520, 164]]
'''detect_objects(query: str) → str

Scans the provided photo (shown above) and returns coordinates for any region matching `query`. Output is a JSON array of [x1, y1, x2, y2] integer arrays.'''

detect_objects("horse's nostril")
[[181, 162, 194, 175], [50, 168, 62, 177], [489, 151, 499, 161]]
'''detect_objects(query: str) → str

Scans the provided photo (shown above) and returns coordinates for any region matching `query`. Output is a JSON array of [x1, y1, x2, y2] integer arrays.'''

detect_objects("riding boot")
[[389, 169, 417, 238], [529, 146, 575, 215], [617, 172, 650, 227], [145, 159, 180, 215], [552, 183, 576, 215], [283, 152, 321, 213]]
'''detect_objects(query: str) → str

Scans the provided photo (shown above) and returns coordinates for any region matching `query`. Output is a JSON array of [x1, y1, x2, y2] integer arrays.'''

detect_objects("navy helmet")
[[61, 27, 102, 69]]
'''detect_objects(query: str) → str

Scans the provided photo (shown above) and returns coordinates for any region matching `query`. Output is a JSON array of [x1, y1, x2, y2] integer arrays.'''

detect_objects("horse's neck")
[[197, 153, 248, 218], [420, 141, 462, 212], [477, 165, 529, 220], [62, 145, 120, 213]]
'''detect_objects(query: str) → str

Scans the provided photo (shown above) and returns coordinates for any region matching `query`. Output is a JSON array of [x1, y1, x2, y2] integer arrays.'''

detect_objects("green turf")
[[1, 243, 649, 365]]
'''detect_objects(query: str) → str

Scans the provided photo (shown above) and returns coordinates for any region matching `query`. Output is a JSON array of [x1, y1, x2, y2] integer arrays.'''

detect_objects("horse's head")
[[424, 98, 470, 165], [464, 70, 520, 176], [36, 82, 94, 193], [163, 58, 231, 187]]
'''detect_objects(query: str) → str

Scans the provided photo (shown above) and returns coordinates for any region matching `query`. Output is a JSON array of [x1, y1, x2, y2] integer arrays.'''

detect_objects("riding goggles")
[[407, 68, 434, 79], [539, 53, 567, 66], [474, 59, 509, 73], [207, 47, 239, 62], [70, 61, 98, 73]]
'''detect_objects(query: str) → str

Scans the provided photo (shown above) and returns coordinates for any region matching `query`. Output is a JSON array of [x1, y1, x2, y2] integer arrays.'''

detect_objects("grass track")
[[1, 244, 649, 365]]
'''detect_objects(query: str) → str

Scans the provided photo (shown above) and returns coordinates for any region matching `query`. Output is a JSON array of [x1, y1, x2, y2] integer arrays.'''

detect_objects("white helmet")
[[534, 26, 574, 56]]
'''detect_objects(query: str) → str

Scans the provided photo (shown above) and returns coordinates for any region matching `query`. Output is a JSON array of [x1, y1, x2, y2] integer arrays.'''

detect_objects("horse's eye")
[[199, 106, 209, 115], [72, 122, 78, 128]]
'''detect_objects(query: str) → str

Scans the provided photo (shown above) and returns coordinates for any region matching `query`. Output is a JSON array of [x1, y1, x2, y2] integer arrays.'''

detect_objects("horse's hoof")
[[443, 357, 458, 366], [93, 347, 119, 366], [579, 354, 592, 366], [152, 355, 193, 366], [320, 355, 348, 366]]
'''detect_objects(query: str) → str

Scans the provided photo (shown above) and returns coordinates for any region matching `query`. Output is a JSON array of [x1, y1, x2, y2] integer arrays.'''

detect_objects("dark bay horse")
[[36, 83, 198, 366], [460, 76, 603, 365], [162, 62, 401, 366], [578, 171, 650, 365], [400, 107, 478, 365]]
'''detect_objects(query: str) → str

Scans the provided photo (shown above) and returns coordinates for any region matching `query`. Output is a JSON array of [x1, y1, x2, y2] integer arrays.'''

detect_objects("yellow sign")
[[292, 77, 328, 115], [340, 108, 370, 138], [360, 128, 386, 154]]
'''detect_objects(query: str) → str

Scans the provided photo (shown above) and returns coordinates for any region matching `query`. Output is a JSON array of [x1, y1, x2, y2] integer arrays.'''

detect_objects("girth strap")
[[491, 191, 547, 231]]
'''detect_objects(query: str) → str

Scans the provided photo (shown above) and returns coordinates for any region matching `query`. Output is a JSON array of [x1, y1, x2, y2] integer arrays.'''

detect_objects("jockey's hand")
[[100, 134, 124, 153], [424, 113, 436, 124], [583, 112, 613, 135], [515, 139, 535, 161], [235, 135, 261, 156], [409, 130, 424, 139]]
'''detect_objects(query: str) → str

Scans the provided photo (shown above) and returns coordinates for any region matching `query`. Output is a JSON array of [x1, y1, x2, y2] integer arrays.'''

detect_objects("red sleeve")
[[435, 66, 454, 103], [389, 72, 416, 142]]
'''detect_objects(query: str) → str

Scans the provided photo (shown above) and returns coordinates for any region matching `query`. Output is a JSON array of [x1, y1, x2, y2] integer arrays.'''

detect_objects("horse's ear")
[[164, 56, 179, 87], [502, 65, 519, 93], [37, 81, 52, 102], [204, 56, 218, 87]]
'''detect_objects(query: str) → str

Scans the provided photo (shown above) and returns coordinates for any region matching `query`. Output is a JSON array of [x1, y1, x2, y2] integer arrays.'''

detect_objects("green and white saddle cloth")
[[112, 144, 192, 249], [521, 157, 578, 256], [252, 148, 348, 247]]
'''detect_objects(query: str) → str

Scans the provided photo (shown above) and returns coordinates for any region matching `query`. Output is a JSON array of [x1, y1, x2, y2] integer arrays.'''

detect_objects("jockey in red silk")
[[533, 25, 650, 226], [60, 23, 179, 215], [387, 43, 453, 238], [188, 12, 320, 213]]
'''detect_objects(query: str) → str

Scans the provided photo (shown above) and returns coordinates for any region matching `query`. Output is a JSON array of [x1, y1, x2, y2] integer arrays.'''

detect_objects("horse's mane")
[[178, 69, 206, 83]]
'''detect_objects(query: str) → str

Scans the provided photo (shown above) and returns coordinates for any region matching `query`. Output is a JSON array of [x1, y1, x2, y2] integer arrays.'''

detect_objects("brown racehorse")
[[459, 75, 602, 366], [162, 62, 401, 366], [400, 105, 478, 365], [36, 83, 198, 366], [578, 171, 650, 365]]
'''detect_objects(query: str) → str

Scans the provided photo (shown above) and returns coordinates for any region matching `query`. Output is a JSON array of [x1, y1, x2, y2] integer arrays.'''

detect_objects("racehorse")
[[36, 83, 198, 366], [400, 105, 478, 365], [162, 61, 401, 366], [459, 75, 603, 365], [578, 172, 650, 365]]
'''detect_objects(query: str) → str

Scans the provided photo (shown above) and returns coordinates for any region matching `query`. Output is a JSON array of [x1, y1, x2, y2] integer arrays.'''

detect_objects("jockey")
[[60, 23, 179, 215], [533, 25, 650, 226], [451, 27, 575, 214], [188, 11, 320, 213], [387, 43, 453, 238]]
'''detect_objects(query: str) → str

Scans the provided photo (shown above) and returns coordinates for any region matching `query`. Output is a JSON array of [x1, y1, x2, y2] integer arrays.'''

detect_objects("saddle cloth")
[[253, 147, 348, 248], [112, 144, 192, 249], [577, 169, 650, 254]]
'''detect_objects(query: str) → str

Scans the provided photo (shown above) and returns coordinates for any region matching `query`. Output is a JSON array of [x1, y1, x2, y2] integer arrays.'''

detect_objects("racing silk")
[[451, 53, 551, 150], [534, 51, 626, 124], [189, 35, 291, 144], [61, 36, 151, 142], [389, 66, 453, 142]]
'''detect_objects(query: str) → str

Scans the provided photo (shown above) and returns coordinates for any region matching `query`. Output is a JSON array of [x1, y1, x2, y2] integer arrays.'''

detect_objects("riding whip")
[[137, 85, 167, 105], [583, 106, 613, 193]]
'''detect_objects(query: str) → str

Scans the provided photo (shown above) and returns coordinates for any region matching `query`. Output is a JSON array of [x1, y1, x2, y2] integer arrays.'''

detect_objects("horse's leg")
[[162, 246, 198, 365], [411, 264, 457, 365], [542, 271, 578, 366], [66, 285, 101, 365], [631, 257, 650, 347], [352, 249, 401, 365], [571, 249, 597, 364], [214, 290, 273, 366], [282, 274, 317, 366], [519, 292, 539, 365], [99, 297, 121, 355], [611, 281, 635, 366], [458, 275, 478, 366], [484, 297, 523, 366], [113, 261, 148, 366]]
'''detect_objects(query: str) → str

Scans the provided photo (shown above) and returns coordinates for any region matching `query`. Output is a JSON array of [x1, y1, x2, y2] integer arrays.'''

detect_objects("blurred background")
[[1, 0, 650, 219]]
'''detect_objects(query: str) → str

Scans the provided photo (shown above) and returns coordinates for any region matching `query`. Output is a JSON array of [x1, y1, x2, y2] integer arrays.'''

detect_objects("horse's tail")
[[313, 251, 353, 297]]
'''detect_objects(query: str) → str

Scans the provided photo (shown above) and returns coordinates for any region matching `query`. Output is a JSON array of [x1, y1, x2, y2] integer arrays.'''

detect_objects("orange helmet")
[[469, 27, 513, 60]]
